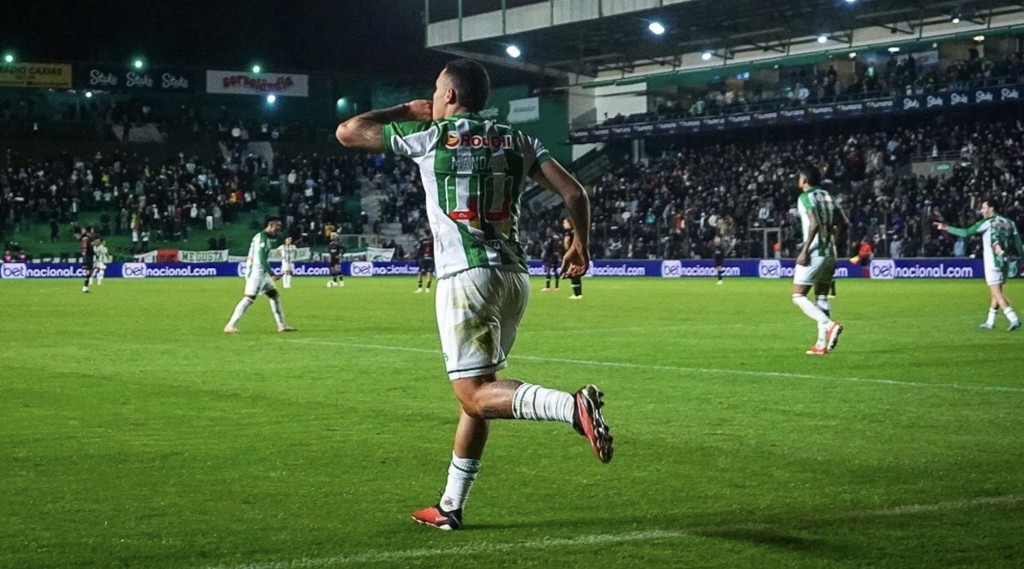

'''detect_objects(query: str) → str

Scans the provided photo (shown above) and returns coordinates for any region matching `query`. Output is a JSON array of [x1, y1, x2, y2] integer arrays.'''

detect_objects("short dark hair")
[[982, 196, 1001, 211], [444, 59, 490, 112], [799, 164, 822, 187], [265, 216, 282, 226]]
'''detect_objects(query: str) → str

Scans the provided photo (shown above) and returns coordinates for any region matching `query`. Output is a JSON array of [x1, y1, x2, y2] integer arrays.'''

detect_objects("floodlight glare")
[[266, 94, 277, 104], [817, 34, 828, 44], [952, 16, 961, 23], [648, 21, 666, 35], [85, 91, 93, 98], [2, 53, 13, 64], [888, 46, 900, 53], [506, 45, 521, 58], [701, 51, 713, 61], [251, 64, 262, 74]]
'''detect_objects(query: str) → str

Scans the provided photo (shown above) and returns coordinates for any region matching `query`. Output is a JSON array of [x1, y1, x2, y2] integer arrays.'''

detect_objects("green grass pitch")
[[2, 276, 1022, 568]]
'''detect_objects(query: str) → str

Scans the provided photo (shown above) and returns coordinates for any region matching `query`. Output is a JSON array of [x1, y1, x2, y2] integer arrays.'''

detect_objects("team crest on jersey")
[[444, 132, 514, 149]]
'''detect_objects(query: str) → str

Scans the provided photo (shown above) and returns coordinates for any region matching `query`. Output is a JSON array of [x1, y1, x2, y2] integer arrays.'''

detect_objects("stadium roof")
[[426, 0, 1024, 82]]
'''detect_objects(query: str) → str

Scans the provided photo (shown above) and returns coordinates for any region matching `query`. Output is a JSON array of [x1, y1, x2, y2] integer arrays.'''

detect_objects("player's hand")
[[796, 251, 809, 266], [405, 100, 433, 121], [933, 221, 947, 231], [560, 241, 590, 278]]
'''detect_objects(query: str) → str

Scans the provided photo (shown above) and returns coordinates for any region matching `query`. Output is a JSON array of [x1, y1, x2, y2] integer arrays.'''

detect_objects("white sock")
[[440, 453, 481, 512], [511, 384, 575, 424], [97, 270, 104, 284], [1003, 306, 1019, 324], [269, 296, 286, 328], [283, 275, 291, 288], [227, 297, 254, 327], [793, 294, 832, 327], [987, 308, 998, 326], [816, 295, 830, 317]]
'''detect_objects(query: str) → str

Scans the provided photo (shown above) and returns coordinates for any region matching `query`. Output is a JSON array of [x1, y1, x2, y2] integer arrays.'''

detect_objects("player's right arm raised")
[[335, 101, 433, 152]]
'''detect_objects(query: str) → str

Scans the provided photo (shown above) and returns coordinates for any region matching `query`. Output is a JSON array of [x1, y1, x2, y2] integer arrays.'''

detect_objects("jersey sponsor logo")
[[443, 132, 514, 150], [350, 261, 374, 277], [758, 259, 781, 279], [1, 263, 27, 279], [870, 259, 896, 280], [122, 262, 148, 279], [661, 260, 683, 278]]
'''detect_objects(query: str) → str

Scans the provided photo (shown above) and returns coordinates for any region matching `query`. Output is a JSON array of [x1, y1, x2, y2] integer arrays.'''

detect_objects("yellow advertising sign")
[[0, 63, 72, 88]]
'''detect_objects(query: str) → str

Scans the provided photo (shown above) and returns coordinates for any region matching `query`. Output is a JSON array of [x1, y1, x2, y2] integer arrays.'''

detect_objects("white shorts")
[[985, 264, 1005, 286], [95, 262, 107, 270], [281, 262, 294, 273], [435, 268, 529, 380], [244, 273, 276, 297], [793, 255, 836, 287]]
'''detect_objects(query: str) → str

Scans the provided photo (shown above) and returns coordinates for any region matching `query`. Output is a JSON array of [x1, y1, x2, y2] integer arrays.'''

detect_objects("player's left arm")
[[797, 210, 819, 266], [335, 101, 433, 152], [532, 159, 591, 278]]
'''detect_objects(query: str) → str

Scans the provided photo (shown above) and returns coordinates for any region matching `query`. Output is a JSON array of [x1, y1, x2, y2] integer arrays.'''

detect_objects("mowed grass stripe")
[[204, 494, 1024, 569], [284, 339, 1024, 394]]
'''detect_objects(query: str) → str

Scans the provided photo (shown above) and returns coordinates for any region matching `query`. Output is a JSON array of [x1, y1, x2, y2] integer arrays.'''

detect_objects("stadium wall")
[[0, 259, 988, 280]]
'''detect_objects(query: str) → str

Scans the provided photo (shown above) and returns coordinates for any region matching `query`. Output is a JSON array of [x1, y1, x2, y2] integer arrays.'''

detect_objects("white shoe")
[[716, 280, 723, 285], [223, 325, 239, 334], [339, 281, 344, 287], [415, 288, 423, 293], [569, 294, 582, 300]]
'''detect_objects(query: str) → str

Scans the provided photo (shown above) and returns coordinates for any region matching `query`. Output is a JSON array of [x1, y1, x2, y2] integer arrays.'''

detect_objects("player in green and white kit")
[[277, 236, 298, 289], [337, 58, 612, 531], [934, 197, 1023, 331], [793, 165, 849, 355], [90, 238, 110, 286], [224, 217, 296, 333]]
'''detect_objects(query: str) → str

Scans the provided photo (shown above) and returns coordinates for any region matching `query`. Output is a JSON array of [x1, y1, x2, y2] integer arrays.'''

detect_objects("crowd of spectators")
[[6, 106, 1024, 265], [525, 111, 1024, 262], [0, 143, 374, 259]]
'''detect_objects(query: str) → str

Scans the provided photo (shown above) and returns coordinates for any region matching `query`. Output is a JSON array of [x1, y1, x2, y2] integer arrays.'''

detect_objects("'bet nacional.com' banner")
[[0, 259, 988, 280], [206, 70, 309, 97], [0, 62, 72, 88]]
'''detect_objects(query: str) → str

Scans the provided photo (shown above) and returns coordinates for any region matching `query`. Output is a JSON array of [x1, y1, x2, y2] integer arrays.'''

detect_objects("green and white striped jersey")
[[945, 214, 1024, 273], [797, 187, 840, 257], [93, 244, 110, 263], [245, 231, 274, 278], [279, 244, 298, 263], [383, 113, 550, 279]]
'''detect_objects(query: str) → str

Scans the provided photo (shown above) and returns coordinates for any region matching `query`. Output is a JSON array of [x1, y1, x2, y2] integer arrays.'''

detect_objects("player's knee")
[[266, 290, 279, 300]]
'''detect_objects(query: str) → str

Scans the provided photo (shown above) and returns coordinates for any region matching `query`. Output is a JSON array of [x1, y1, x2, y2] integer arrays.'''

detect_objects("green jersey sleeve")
[[383, 121, 439, 158], [524, 135, 552, 177], [945, 218, 988, 238]]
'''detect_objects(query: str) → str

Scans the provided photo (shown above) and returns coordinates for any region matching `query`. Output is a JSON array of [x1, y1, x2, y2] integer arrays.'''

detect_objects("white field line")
[[285, 339, 1024, 394], [202, 494, 1024, 569]]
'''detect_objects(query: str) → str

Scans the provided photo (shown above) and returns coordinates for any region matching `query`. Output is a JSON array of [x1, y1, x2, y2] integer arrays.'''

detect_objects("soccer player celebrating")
[[224, 217, 296, 333], [327, 233, 345, 288], [541, 229, 562, 291], [415, 230, 435, 293], [278, 236, 298, 289], [336, 58, 613, 531], [91, 238, 109, 286], [934, 197, 1024, 331], [80, 227, 96, 294], [792, 165, 849, 355]]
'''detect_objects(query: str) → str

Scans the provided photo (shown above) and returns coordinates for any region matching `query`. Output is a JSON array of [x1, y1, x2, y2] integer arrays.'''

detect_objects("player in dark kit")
[[712, 236, 726, 285], [541, 230, 562, 291], [563, 218, 583, 299], [327, 233, 345, 288], [81, 227, 96, 293], [415, 231, 435, 293]]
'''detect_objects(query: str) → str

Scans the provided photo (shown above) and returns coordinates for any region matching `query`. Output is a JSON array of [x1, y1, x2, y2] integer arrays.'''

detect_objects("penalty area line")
[[284, 339, 1024, 394], [201, 494, 1024, 569]]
